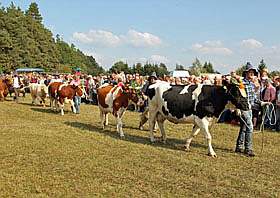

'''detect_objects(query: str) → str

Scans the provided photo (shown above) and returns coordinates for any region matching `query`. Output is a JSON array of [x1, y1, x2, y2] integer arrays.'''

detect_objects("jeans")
[[236, 110, 253, 151], [276, 106, 280, 131], [73, 96, 81, 114], [13, 88, 20, 103], [263, 105, 275, 129]]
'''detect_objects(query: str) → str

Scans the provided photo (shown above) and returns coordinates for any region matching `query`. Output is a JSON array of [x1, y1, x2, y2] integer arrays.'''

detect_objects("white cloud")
[[72, 29, 162, 48], [191, 40, 233, 55], [124, 29, 162, 47], [241, 39, 263, 49], [73, 30, 121, 47], [150, 55, 169, 63]]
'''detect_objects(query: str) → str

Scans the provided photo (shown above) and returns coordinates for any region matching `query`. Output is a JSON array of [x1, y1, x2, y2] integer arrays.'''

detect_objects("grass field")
[[0, 96, 279, 197]]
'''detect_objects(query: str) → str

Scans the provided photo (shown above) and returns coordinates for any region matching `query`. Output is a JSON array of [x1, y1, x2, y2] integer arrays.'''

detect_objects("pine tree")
[[202, 61, 215, 73], [25, 2, 42, 23], [258, 59, 267, 72], [189, 58, 202, 76], [0, 2, 104, 74]]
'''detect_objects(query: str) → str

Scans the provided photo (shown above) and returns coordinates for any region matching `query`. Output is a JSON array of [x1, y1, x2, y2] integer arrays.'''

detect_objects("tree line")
[[0, 2, 103, 75], [0, 2, 220, 77]]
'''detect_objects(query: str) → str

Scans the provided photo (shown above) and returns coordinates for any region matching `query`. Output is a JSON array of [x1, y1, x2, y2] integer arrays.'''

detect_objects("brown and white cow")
[[0, 77, 12, 101], [57, 84, 83, 115], [30, 83, 49, 107], [48, 82, 83, 115], [97, 83, 139, 137], [48, 82, 63, 110]]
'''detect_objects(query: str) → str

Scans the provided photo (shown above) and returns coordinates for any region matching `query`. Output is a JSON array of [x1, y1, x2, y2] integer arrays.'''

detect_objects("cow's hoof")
[[208, 153, 217, 158], [160, 138, 167, 144], [184, 146, 191, 152]]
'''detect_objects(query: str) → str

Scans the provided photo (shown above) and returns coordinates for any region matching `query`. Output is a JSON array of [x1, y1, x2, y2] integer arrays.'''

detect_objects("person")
[[86, 75, 95, 103], [141, 72, 158, 96], [262, 78, 276, 129], [12, 73, 21, 103], [274, 76, 280, 132], [251, 76, 261, 129], [139, 72, 158, 129], [235, 62, 270, 157], [70, 75, 81, 114]]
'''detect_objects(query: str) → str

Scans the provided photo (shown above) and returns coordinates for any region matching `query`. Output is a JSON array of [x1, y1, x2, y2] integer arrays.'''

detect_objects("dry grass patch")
[[0, 96, 279, 197]]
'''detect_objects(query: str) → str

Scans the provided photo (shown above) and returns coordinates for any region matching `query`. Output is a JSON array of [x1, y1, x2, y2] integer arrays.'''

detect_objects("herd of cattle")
[[0, 76, 249, 157]]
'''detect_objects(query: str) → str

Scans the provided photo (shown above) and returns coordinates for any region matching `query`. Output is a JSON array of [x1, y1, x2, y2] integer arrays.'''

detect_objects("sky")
[[1, 0, 280, 73]]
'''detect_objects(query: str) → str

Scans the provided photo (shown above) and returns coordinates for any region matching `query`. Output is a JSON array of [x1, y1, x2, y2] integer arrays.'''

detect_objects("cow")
[[29, 83, 49, 107], [146, 80, 249, 157], [57, 84, 83, 115], [0, 77, 12, 101], [48, 82, 63, 111], [97, 83, 139, 137]]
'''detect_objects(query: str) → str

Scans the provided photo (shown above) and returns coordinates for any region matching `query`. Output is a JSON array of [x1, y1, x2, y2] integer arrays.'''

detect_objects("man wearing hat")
[[143, 72, 157, 93], [235, 62, 270, 157], [139, 72, 158, 130]]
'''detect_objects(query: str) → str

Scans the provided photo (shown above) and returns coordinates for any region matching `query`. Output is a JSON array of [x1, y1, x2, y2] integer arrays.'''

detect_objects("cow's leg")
[[185, 125, 200, 151], [105, 113, 109, 126], [196, 117, 216, 157], [139, 107, 149, 130], [100, 110, 107, 129], [31, 95, 35, 104], [49, 98, 52, 109], [55, 99, 59, 111], [58, 99, 65, 115], [42, 98, 46, 107], [35, 97, 39, 105], [0, 91, 4, 101], [116, 107, 126, 137], [70, 100, 76, 113], [148, 109, 158, 142], [59, 103, 64, 115], [50, 98, 55, 110], [156, 113, 166, 143]]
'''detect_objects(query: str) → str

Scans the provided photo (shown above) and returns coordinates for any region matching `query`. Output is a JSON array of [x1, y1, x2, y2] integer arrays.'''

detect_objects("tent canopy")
[[15, 68, 45, 73], [171, 70, 190, 78]]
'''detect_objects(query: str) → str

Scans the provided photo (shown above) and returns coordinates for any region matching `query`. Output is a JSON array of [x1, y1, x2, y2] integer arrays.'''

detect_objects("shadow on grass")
[[31, 107, 58, 114], [64, 121, 233, 154], [18, 102, 36, 106]]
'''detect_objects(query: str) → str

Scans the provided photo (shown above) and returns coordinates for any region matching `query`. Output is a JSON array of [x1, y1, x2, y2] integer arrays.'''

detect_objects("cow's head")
[[4, 77, 13, 88], [124, 86, 139, 104], [74, 86, 83, 97], [41, 84, 49, 98], [223, 79, 250, 111]]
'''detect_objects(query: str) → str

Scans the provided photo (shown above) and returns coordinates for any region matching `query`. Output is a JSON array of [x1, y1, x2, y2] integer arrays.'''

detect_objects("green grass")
[[0, 96, 279, 197]]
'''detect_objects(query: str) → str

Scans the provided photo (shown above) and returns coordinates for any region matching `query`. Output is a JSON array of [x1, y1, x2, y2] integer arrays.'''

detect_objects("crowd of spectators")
[[1, 66, 280, 132]]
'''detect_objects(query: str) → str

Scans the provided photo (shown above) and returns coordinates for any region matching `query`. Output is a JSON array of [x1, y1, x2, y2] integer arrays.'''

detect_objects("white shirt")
[[13, 77, 20, 88]]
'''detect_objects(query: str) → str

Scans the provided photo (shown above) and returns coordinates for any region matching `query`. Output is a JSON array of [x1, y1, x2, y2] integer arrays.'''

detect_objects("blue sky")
[[2, 0, 280, 73]]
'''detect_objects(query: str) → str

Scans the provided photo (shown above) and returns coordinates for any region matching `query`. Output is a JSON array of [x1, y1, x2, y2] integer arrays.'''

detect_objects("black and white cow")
[[146, 80, 249, 157]]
